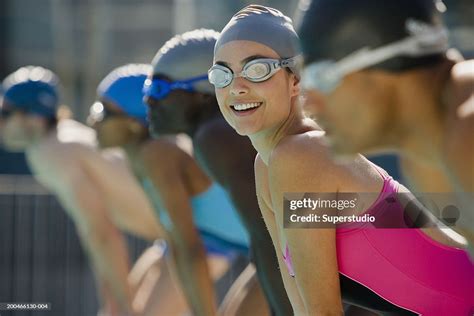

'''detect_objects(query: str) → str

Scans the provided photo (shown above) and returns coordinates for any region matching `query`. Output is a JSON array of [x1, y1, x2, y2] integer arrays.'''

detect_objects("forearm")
[[170, 241, 217, 316], [77, 224, 133, 312], [287, 233, 342, 315]]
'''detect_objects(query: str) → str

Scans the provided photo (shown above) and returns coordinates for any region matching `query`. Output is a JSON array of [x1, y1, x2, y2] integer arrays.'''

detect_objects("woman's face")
[[92, 101, 146, 148], [1, 105, 49, 151], [213, 40, 299, 136]]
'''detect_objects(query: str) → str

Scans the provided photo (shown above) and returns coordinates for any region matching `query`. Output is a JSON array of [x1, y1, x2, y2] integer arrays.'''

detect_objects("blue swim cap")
[[2, 66, 60, 118], [97, 64, 151, 126]]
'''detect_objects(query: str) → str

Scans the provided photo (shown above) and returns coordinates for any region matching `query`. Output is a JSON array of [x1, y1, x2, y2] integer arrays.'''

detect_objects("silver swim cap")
[[151, 28, 219, 95], [215, 4, 300, 72]]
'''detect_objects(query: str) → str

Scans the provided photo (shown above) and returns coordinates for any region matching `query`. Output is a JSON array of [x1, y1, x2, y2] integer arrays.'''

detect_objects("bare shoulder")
[[33, 120, 99, 169], [268, 131, 340, 192], [269, 131, 336, 175], [451, 60, 474, 83], [138, 137, 190, 173], [449, 60, 474, 120], [29, 141, 98, 191], [444, 61, 474, 189], [193, 117, 256, 185], [36, 138, 95, 169], [194, 117, 253, 159], [194, 116, 234, 146], [56, 119, 97, 146]]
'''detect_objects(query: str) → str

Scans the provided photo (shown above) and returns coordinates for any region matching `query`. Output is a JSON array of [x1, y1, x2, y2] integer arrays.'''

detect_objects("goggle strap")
[[331, 21, 448, 79], [145, 74, 208, 96], [178, 74, 209, 84]]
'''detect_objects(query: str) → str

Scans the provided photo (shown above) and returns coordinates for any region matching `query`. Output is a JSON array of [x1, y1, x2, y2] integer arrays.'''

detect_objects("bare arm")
[[91, 149, 164, 241], [267, 137, 343, 315], [193, 118, 293, 316], [45, 152, 134, 314], [141, 141, 217, 316]]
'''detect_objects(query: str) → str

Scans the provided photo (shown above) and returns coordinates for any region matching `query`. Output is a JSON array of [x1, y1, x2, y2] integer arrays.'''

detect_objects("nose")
[[229, 77, 249, 96]]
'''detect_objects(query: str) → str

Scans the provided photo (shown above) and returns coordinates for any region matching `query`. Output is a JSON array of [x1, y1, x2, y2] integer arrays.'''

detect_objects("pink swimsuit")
[[282, 166, 474, 315]]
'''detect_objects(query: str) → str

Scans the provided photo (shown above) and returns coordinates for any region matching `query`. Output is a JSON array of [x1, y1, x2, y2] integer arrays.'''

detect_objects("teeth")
[[232, 102, 261, 111]]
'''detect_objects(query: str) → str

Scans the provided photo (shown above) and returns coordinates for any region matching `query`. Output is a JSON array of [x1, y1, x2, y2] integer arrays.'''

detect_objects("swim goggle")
[[88, 101, 149, 127], [208, 57, 299, 89], [142, 74, 208, 100], [0, 102, 53, 119], [301, 19, 449, 94], [88, 102, 114, 123]]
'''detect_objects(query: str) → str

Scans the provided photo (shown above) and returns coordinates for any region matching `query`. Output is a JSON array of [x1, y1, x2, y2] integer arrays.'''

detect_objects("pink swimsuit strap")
[[282, 243, 295, 277]]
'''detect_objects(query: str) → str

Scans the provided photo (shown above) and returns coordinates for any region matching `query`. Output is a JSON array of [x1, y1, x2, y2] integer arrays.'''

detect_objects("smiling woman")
[[211, 4, 474, 315]]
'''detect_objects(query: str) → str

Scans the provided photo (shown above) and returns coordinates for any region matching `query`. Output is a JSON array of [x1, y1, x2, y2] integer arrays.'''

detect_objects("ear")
[[290, 73, 301, 98]]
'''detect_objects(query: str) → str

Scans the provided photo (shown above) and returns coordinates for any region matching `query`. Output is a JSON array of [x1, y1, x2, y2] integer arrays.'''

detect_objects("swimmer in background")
[[144, 29, 292, 316], [90, 64, 267, 316], [1, 66, 165, 316]]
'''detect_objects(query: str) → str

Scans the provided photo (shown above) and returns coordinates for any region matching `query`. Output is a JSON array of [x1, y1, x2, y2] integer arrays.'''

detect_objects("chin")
[[232, 123, 261, 137], [234, 128, 249, 136]]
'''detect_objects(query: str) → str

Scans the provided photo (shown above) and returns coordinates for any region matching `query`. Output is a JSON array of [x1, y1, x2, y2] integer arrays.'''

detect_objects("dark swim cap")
[[298, 0, 447, 71], [2, 66, 59, 118], [151, 29, 218, 95]]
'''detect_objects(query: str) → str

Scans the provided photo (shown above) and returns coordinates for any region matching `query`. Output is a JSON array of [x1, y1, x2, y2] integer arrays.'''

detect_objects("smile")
[[230, 102, 263, 112]]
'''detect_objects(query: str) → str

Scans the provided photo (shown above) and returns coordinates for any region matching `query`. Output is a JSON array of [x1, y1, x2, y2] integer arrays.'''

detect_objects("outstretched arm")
[[141, 141, 217, 316], [268, 138, 343, 315], [49, 156, 134, 314], [193, 118, 293, 316]]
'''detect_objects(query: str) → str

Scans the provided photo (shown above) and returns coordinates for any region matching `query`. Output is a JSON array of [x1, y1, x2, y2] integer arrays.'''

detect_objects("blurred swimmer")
[[91, 64, 263, 316], [1, 66, 164, 316], [298, 0, 474, 252], [144, 29, 292, 316]]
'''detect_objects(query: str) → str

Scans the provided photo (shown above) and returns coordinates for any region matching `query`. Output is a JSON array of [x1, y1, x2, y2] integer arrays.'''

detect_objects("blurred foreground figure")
[[299, 0, 474, 254]]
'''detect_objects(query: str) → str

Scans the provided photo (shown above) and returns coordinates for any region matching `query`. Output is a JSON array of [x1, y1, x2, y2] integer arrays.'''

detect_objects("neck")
[[122, 135, 147, 159], [121, 135, 149, 176], [392, 62, 453, 163], [249, 99, 312, 164]]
